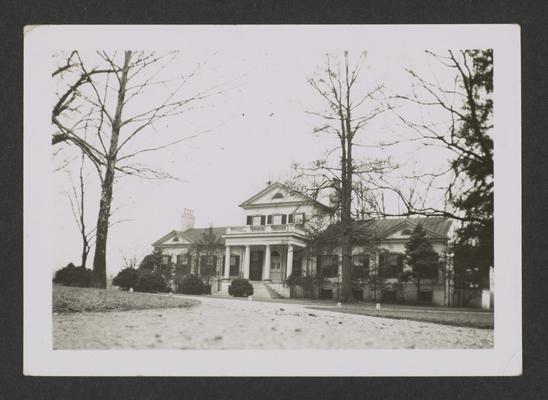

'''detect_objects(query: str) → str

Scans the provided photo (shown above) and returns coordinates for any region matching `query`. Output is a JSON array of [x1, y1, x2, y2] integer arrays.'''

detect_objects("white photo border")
[[24, 24, 521, 376]]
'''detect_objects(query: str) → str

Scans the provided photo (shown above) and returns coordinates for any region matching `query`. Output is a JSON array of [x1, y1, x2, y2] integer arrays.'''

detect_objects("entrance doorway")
[[249, 250, 263, 280], [270, 250, 282, 282]]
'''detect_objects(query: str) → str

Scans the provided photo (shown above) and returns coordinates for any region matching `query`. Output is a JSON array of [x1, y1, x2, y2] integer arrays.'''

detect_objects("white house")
[[151, 182, 455, 305]]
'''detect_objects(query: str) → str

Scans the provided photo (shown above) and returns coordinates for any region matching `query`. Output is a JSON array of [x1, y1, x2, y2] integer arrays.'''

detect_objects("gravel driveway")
[[53, 295, 493, 350]]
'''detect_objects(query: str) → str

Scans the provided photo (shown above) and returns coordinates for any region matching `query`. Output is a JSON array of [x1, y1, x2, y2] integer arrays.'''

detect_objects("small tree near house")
[[139, 249, 163, 272], [405, 223, 440, 302], [112, 267, 139, 291]]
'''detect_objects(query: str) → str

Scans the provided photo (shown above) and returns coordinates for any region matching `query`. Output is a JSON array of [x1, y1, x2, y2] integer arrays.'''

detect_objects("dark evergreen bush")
[[286, 273, 304, 286], [112, 267, 140, 290], [179, 275, 206, 294], [286, 274, 314, 289], [134, 272, 166, 293], [228, 278, 254, 297], [53, 263, 93, 287]]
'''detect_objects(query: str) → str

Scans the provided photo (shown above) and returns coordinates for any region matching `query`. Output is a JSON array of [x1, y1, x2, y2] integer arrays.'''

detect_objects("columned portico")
[[243, 245, 251, 279], [223, 222, 308, 284], [286, 244, 294, 278], [224, 245, 231, 279], [263, 244, 271, 280]]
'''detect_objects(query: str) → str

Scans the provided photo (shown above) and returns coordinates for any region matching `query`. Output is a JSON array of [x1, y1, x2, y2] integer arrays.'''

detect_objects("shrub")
[[286, 274, 315, 289], [228, 278, 254, 297], [286, 273, 304, 286], [53, 263, 93, 287], [134, 272, 166, 293], [179, 275, 206, 294], [112, 267, 140, 290]]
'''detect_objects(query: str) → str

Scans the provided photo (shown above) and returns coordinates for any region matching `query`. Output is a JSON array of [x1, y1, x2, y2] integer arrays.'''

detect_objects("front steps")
[[249, 281, 284, 299]]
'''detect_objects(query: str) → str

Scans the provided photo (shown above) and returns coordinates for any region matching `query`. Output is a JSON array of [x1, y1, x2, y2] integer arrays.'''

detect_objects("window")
[[401, 229, 412, 235], [288, 214, 294, 223], [281, 214, 287, 224], [267, 215, 272, 224], [200, 255, 217, 276], [246, 216, 252, 225], [380, 253, 404, 278], [294, 213, 304, 224], [161, 255, 170, 265], [319, 255, 339, 277], [229, 255, 240, 276], [272, 192, 284, 199], [252, 216, 262, 226], [352, 254, 370, 280], [176, 254, 184, 265], [172, 236, 179, 242], [273, 214, 282, 225]]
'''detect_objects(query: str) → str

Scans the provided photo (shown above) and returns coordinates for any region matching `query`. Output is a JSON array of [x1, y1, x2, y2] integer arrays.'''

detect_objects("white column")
[[286, 244, 294, 278], [243, 245, 250, 279], [224, 245, 231, 279], [263, 244, 271, 280]]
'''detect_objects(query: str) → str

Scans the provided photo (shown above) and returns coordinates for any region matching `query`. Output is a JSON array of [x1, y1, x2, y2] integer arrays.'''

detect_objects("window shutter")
[[260, 215, 266, 225], [288, 214, 294, 223], [246, 216, 252, 225], [267, 215, 272, 224], [281, 214, 287, 224]]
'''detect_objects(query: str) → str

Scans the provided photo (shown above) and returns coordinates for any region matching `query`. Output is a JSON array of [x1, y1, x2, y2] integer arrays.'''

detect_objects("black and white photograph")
[[24, 25, 521, 376]]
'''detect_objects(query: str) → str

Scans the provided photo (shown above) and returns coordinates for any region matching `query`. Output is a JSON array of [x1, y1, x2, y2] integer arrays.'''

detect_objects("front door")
[[249, 250, 263, 280], [270, 250, 282, 282]]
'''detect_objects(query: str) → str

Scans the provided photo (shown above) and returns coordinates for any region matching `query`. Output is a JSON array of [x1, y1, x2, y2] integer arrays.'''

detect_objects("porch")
[[222, 224, 308, 282]]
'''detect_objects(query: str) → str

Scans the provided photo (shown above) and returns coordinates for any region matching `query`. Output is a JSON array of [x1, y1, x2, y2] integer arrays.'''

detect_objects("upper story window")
[[401, 229, 412, 235], [273, 214, 283, 225], [272, 192, 284, 199], [294, 213, 304, 224], [172, 236, 179, 242], [252, 216, 262, 226]]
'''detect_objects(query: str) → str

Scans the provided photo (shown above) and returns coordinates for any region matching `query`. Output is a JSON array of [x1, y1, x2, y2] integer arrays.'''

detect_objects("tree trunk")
[[81, 238, 89, 269], [340, 69, 354, 302], [91, 51, 132, 288]]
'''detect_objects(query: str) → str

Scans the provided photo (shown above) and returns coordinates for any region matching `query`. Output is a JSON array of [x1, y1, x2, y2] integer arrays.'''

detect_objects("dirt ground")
[[53, 295, 493, 350]]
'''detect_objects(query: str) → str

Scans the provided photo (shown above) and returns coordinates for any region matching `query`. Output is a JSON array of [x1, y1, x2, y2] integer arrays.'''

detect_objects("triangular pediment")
[[152, 230, 192, 247], [383, 220, 445, 240], [239, 182, 320, 208]]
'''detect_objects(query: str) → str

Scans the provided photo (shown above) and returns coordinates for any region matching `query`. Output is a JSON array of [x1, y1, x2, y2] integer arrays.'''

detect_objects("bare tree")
[[296, 51, 386, 302], [65, 148, 93, 268], [383, 49, 494, 282], [53, 50, 219, 288]]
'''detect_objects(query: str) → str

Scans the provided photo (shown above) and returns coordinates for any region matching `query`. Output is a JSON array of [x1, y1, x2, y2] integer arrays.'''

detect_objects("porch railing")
[[226, 224, 306, 235]]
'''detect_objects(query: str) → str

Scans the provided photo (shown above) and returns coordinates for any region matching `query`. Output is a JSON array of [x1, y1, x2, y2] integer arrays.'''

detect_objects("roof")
[[238, 181, 331, 210], [152, 227, 227, 247], [317, 217, 452, 244]]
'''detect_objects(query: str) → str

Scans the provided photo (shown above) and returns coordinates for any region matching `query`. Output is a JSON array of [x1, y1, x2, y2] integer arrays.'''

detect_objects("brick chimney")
[[180, 208, 195, 231]]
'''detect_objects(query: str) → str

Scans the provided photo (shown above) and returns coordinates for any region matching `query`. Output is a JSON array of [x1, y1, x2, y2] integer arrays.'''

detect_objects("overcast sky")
[[51, 27, 465, 274]]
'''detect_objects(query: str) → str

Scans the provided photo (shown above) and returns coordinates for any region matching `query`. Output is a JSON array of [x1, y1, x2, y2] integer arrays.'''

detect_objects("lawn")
[[53, 285, 199, 313], [307, 306, 493, 329], [208, 294, 493, 329]]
